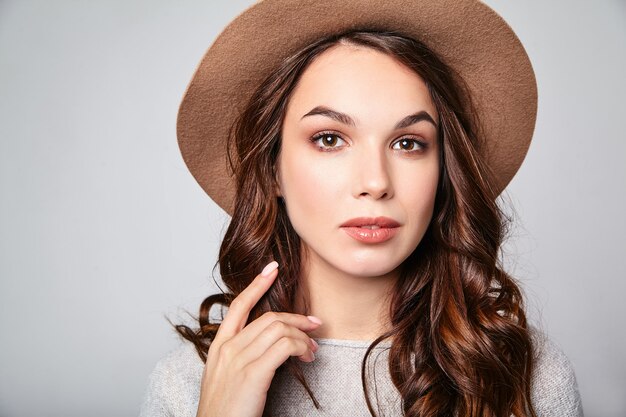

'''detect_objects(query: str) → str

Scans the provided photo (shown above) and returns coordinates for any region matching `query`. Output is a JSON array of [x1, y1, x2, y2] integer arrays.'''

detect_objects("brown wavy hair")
[[173, 30, 536, 417]]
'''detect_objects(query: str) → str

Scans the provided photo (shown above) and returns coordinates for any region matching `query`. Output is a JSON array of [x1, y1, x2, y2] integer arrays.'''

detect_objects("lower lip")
[[341, 227, 399, 243]]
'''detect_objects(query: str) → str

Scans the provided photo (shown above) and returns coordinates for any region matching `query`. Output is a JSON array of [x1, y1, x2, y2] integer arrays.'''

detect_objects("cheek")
[[278, 154, 344, 227], [398, 163, 440, 231]]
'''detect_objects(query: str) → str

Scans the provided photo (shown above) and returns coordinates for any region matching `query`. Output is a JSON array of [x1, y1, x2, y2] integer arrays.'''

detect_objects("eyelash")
[[309, 131, 428, 153]]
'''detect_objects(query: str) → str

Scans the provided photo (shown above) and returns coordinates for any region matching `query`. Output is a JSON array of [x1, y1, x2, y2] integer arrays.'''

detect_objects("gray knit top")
[[139, 330, 583, 416]]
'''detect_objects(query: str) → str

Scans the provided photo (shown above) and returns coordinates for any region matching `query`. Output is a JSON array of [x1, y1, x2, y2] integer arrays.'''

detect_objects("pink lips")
[[340, 216, 401, 244]]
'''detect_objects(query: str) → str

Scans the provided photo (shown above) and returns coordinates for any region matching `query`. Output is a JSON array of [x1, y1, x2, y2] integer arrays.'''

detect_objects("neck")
[[294, 247, 398, 341]]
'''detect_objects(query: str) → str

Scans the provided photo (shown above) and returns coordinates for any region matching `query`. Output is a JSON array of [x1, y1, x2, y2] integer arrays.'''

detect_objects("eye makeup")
[[308, 130, 429, 154]]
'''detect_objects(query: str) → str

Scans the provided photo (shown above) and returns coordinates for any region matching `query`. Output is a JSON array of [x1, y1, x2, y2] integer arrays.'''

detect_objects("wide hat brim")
[[177, 0, 538, 215]]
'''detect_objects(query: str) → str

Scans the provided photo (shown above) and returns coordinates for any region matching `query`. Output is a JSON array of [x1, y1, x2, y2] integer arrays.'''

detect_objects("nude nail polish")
[[261, 261, 279, 277]]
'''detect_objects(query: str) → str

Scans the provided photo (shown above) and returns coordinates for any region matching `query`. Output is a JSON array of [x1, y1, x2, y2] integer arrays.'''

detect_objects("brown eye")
[[311, 132, 346, 149], [392, 138, 425, 152], [322, 134, 338, 146]]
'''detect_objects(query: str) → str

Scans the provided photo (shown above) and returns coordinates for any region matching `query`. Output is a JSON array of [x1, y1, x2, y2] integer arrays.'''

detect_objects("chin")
[[333, 256, 405, 278], [301, 237, 412, 278]]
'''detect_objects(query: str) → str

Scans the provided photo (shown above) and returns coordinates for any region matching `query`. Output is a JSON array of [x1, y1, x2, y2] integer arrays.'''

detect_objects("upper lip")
[[340, 216, 401, 228]]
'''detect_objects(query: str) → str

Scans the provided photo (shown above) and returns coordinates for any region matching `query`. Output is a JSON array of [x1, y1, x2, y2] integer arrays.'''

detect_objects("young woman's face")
[[276, 44, 440, 278]]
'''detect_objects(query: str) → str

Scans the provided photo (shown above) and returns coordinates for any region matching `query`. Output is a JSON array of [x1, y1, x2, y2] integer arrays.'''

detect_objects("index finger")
[[214, 261, 279, 340]]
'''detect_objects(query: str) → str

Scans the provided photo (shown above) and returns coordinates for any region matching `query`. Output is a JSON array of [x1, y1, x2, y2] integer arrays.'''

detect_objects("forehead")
[[285, 43, 436, 121]]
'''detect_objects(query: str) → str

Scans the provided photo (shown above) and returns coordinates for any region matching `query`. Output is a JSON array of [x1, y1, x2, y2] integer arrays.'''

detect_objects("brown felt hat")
[[177, 0, 537, 215]]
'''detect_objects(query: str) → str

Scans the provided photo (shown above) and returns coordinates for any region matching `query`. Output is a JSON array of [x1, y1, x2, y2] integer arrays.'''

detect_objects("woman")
[[140, 1, 583, 416]]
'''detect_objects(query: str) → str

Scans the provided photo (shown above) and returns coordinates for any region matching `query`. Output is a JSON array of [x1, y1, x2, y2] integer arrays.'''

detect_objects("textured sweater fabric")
[[139, 330, 583, 417]]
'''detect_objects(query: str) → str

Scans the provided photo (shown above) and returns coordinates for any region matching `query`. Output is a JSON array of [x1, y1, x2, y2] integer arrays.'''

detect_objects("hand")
[[195, 261, 322, 417]]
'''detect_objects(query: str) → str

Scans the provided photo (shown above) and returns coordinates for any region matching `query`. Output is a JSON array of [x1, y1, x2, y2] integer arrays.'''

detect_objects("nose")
[[353, 144, 393, 200]]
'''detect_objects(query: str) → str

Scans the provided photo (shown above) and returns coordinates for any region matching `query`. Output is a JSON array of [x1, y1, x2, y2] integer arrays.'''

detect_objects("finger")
[[214, 261, 279, 341], [227, 311, 321, 353], [235, 320, 319, 368], [245, 338, 315, 389]]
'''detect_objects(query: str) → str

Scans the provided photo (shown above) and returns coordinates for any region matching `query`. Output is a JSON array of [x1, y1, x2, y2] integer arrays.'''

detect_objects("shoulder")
[[139, 342, 205, 417], [529, 327, 584, 417]]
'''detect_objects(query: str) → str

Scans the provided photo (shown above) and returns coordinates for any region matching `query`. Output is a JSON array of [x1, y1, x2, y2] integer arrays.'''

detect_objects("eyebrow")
[[300, 105, 438, 129]]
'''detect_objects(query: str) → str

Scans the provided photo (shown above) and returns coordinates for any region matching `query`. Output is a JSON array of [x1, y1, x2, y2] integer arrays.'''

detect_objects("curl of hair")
[[173, 30, 537, 417]]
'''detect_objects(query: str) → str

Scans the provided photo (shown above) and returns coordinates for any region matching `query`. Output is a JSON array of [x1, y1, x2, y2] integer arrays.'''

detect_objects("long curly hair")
[[173, 30, 536, 417]]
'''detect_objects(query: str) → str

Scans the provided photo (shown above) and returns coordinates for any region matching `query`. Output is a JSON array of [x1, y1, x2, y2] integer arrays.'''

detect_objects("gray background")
[[0, 1, 624, 416]]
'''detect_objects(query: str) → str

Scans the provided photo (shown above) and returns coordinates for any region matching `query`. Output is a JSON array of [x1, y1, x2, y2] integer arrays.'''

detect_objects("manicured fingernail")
[[261, 261, 279, 277], [311, 339, 319, 349], [307, 315, 322, 325]]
